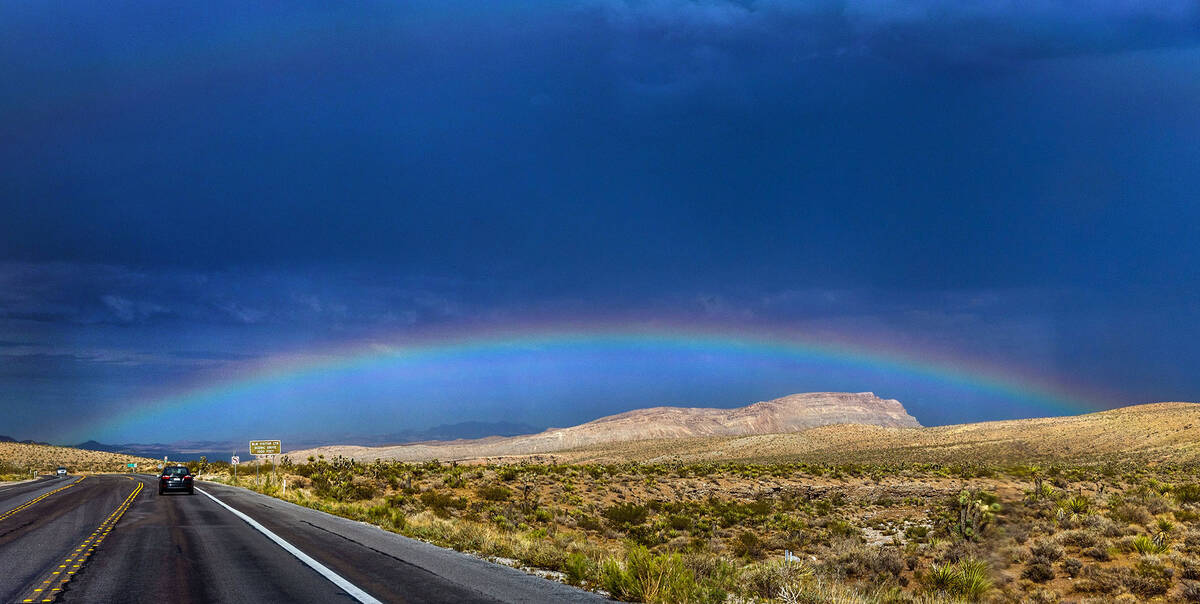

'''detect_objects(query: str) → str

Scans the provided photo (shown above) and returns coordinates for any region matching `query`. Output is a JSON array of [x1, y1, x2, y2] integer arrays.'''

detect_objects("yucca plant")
[[1153, 516, 1175, 548], [923, 558, 993, 602], [1056, 494, 1091, 526], [1131, 534, 1170, 555]]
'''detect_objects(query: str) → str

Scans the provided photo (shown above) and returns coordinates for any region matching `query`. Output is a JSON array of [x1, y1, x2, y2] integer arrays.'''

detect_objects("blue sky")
[[2, 1, 1199, 443]]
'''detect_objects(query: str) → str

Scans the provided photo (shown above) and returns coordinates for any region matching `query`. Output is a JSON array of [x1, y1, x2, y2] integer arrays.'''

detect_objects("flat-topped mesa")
[[547, 391, 921, 446], [736, 392, 922, 431], [416, 392, 926, 457]]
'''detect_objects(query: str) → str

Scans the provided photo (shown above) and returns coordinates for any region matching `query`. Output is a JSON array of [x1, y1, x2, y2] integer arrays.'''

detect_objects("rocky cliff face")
[[525, 392, 921, 449], [285, 392, 921, 462]]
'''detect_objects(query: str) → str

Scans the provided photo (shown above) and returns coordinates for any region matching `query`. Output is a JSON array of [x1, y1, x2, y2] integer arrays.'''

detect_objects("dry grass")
[[0, 442, 159, 477], [195, 452, 1200, 603]]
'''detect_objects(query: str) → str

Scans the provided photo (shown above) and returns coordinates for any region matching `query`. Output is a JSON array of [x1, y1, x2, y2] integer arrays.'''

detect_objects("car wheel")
[[158, 489, 164, 495], [188, 488, 195, 495]]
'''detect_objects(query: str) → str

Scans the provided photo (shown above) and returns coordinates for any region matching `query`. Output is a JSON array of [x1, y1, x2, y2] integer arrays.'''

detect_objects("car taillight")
[[161, 476, 169, 480], [184, 475, 192, 479]]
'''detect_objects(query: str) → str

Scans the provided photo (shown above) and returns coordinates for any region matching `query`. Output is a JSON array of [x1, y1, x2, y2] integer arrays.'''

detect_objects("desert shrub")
[[420, 490, 467, 517], [1183, 581, 1200, 602], [575, 514, 603, 531], [563, 552, 596, 586], [1176, 484, 1200, 504], [1110, 503, 1154, 526], [1061, 557, 1083, 578], [1030, 540, 1064, 562], [923, 557, 993, 601], [741, 559, 813, 599], [825, 519, 858, 539], [904, 525, 930, 542], [600, 546, 698, 603], [1074, 564, 1123, 595], [732, 530, 763, 558], [476, 485, 511, 501], [364, 504, 406, 530], [1060, 529, 1100, 549], [1122, 556, 1173, 597], [1022, 560, 1055, 583], [681, 554, 739, 601], [604, 503, 649, 527], [821, 544, 902, 581], [1083, 545, 1112, 561], [1182, 557, 1200, 581]]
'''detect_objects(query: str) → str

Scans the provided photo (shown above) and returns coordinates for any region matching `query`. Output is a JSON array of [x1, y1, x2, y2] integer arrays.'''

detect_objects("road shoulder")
[[199, 481, 608, 603]]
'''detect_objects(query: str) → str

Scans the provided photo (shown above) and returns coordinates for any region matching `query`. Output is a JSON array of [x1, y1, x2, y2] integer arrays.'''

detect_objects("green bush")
[[476, 485, 512, 501], [1177, 484, 1200, 504], [604, 503, 649, 527], [564, 552, 596, 587], [1123, 556, 1173, 597], [600, 546, 698, 603], [731, 531, 763, 558]]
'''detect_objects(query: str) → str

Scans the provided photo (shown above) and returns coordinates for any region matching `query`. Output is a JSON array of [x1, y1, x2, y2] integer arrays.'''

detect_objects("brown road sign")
[[249, 440, 281, 455]]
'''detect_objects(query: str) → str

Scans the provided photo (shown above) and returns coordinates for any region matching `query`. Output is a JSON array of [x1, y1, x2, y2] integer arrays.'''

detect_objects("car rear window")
[[163, 467, 190, 476]]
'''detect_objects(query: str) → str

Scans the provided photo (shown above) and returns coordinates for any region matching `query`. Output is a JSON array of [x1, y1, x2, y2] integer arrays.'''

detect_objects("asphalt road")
[[0, 474, 607, 603]]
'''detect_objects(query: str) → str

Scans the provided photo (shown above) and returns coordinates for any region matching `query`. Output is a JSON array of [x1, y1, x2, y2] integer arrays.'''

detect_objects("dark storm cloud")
[[2, 0, 1197, 284], [0, 262, 472, 328], [167, 350, 260, 361], [580, 0, 1200, 84]]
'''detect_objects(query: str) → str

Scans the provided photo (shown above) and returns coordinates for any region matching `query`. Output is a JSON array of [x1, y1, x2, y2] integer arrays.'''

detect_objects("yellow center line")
[[0, 477, 84, 523], [16, 480, 144, 604]]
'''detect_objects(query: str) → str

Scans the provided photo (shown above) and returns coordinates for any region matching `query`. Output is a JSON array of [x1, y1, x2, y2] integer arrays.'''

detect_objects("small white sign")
[[231, 456, 240, 465]]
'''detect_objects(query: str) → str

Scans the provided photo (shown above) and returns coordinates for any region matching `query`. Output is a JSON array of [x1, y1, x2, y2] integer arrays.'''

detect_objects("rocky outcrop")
[[526, 392, 919, 449]]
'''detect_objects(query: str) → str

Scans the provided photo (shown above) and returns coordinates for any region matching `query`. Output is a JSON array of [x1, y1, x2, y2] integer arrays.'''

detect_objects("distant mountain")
[[284, 392, 921, 462], [73, 440, 211, 461], [71, 421, 544, 461], [361, 421, 544, 444], [0, 435, 51, 446]]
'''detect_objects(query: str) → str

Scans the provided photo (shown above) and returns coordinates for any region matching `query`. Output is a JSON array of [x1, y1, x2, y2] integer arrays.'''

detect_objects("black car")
[[159, 465, 194, 495]]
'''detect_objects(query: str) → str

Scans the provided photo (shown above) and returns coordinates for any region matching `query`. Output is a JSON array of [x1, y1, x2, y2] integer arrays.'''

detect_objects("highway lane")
[[0, 475, 131, 603], [0, 473, 606, 603], [60, 476, 356, 604], [0, 476, 77, 511]]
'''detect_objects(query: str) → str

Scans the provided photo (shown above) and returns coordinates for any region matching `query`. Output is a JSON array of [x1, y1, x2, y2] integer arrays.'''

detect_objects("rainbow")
[[78, 324, 1113, 443]]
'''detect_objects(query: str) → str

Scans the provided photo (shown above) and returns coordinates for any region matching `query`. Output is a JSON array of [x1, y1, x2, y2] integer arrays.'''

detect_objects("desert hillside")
[[286, 399, 1200, 465], [541, 401, 1200, 464], [0, 441, 160, 475], [284, 392, 919, 462]]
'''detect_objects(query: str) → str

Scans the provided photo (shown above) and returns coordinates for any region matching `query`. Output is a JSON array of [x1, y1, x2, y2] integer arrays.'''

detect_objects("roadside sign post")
[[232, 455, 240, 484], [249, 441, 281, 488]]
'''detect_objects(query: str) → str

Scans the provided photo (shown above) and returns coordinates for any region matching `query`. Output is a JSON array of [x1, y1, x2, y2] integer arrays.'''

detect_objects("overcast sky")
[[2, 1, 1199, 443]]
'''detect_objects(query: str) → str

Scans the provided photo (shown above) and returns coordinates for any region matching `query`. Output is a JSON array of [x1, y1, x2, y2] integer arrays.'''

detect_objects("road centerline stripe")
[[197, 486, 382, 604], [0, 477, 83, 523], [15, 479, 143, 603]]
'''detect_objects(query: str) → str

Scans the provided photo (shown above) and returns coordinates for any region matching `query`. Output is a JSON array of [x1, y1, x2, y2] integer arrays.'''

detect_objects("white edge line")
[[196, 486, 382, 604]]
